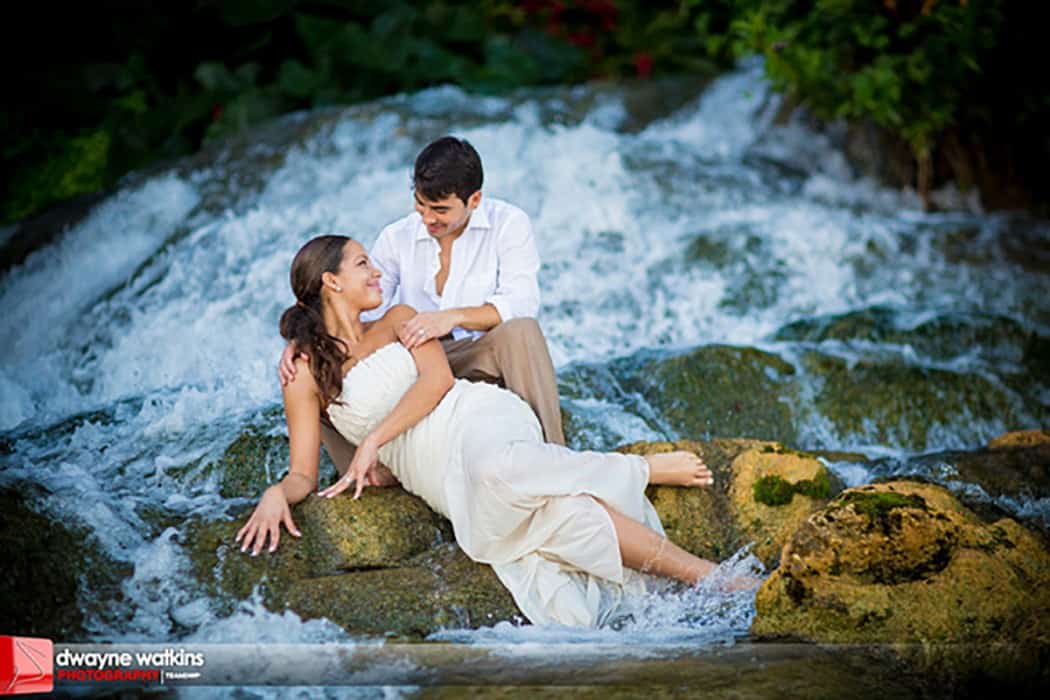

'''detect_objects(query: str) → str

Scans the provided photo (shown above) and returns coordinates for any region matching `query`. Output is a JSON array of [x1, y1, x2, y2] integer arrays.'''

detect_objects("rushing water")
[[1, 59, 1048, 693]]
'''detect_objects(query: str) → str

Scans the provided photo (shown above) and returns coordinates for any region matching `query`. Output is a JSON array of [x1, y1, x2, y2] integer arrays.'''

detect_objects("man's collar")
[[466, 201, 491, 231]]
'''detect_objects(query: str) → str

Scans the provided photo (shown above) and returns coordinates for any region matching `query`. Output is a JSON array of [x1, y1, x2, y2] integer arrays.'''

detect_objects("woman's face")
[[326, 240, 383, 310]]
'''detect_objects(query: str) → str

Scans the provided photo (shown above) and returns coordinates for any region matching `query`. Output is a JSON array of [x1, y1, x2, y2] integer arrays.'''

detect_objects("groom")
[[281, 136, 565, 475]]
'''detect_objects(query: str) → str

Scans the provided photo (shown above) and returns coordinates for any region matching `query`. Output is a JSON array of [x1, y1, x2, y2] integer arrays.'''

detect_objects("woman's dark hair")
[[413, 136, 483, 204], [279, 235, 351, 407]]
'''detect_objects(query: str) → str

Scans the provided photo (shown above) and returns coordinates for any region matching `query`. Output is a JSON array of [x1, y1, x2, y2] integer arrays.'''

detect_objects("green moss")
[[840, 491, 927, 519], [803, 350, 1023, 450], [612, 345, 798, 444], [754, 475, 796, 506], [796, 468, 832, 499], [753, 468, 833, 507]]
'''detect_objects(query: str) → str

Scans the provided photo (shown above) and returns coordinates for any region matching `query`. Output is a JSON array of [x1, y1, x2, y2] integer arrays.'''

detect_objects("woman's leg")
[[599, 501, 760, 591], [600, 501, 715, 584]]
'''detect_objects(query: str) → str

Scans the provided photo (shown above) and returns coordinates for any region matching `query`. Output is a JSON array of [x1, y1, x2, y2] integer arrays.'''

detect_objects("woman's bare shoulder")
[[283, 356, 320, 399], [382, 304, 417, 325]]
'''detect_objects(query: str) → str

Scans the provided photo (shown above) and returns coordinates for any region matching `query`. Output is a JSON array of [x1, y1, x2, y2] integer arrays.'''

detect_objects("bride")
[[236, 235, 747, 626]]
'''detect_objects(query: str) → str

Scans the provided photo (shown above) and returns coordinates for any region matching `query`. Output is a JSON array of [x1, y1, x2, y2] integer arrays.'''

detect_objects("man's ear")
[[467, 190, 482, 209]]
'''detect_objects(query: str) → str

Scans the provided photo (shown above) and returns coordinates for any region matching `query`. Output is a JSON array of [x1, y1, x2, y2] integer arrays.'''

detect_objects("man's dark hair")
[[413, 136, 483, 204]]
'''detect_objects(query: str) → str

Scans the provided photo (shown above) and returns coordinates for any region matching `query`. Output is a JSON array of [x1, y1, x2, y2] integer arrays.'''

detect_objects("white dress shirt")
[[363, 197, 541, 341]]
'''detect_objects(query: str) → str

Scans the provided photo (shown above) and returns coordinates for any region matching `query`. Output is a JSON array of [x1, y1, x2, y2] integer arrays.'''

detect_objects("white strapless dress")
[[327, 342, 665, 627]]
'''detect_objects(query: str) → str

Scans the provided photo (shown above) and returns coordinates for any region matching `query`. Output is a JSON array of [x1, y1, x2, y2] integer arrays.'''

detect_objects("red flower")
[[520, 0, 549, 14], [634, 52, 653, 79], [568, 30, 595, 48], [211, 104, 224, 122]]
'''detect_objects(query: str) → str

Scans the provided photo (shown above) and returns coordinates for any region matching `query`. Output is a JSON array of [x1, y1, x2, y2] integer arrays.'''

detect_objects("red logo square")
[[0, 637, 53, 695]]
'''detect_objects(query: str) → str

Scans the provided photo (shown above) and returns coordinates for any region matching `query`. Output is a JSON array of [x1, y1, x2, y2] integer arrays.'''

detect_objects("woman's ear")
[[321, 271, 342, 293]]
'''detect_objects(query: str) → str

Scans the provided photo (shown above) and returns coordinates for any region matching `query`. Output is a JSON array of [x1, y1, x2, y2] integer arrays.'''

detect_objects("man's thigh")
[[441, 335, 501, 384]]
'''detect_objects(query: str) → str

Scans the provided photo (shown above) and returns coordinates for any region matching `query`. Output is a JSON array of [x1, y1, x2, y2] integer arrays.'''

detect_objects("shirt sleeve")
[[361, 226, 400, 322], [485, 209, 540, 322]]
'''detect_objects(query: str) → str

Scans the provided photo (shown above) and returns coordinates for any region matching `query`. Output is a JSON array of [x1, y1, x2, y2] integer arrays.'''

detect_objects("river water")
[[1, 59, 1047, 696]]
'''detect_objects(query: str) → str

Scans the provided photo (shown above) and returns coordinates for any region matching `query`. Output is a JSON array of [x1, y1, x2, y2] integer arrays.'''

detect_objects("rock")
[[212, 427, 291, 499], [728, 445, 840, 566], [989, 429, 1050, 450], [752, 481, 1050, 651], [871, 437, 1050, 532], [285, 543, 520, 637], [801, 350, 1023, 450], [0, 486, 131, 639], [610, 346, 798, 444], [186, 486, 453, 616], [201, 411, 337, 499]]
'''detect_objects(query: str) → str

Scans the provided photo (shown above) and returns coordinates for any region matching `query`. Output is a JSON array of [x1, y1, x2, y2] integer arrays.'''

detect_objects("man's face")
[[414, 191, 479, 239]]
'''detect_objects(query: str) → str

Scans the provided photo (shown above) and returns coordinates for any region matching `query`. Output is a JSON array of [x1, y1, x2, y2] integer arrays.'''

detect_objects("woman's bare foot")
[[644, 451, 713, 487]]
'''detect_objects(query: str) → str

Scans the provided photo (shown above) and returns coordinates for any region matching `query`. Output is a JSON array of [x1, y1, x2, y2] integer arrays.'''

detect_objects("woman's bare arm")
[[236, 357, 322, 553]]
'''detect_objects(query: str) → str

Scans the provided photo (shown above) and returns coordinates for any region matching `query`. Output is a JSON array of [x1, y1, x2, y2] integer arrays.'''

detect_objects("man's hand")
[[278, 342, 309, 386], [399, 310, 458, 349]]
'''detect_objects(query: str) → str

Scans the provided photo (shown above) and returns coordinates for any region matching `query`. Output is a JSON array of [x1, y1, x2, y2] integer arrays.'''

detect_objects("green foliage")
[[11, 1, 737, 225], [5, 1, 1046, 226], [730, 0, 1043, 199], [753, 468, 831, 507]]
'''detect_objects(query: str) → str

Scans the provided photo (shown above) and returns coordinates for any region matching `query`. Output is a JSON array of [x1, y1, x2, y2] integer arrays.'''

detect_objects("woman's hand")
[[235, 485, 302, 555], [319, 436, 380, 500]]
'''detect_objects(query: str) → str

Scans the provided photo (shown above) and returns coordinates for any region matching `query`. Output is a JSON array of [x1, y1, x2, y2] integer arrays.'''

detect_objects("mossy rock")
[[753, 481, 1050, 648], [186, 487, 453, 611], [989, 429, 1050, 450], [0, 486, 131, 639], [284, 543, 521, 637], [802, 351, 1023, 450], [209, 427, 290, 499], [728, 447, 841, 568], [611, 346, 798, 444], [874, 437, 1050, 531]]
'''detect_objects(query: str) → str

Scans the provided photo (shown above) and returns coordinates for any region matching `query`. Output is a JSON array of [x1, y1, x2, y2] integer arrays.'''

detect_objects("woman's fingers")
[[238, 519, 261, 553], [282, 507, 301, 538], [319, 474, 351, 499], [267, 522, 280, 553]]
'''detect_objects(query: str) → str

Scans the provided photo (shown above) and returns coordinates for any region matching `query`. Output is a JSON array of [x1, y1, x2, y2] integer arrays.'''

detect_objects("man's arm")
[[399, 209, 539, 348], [482, 208, 541, 322]]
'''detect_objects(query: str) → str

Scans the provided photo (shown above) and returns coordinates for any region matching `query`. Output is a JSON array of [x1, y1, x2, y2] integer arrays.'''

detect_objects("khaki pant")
[[320, 317, 565, 473]]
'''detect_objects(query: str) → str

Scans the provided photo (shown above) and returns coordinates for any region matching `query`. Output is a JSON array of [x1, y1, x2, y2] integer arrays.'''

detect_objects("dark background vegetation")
[[3, 0, 1047, 230]]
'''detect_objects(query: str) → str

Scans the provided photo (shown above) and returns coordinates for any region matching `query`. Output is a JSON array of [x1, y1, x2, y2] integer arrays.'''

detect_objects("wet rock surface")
[[752, 480, 1050, 686], [189, 438, 842, 635], [0, 486, 131, 639]]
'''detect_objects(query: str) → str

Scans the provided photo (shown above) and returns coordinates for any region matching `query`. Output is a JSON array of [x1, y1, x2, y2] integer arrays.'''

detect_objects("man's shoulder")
[[376, 211, 423, 244], [484, 197, 528, 221], [482, 197, 532, 237]]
